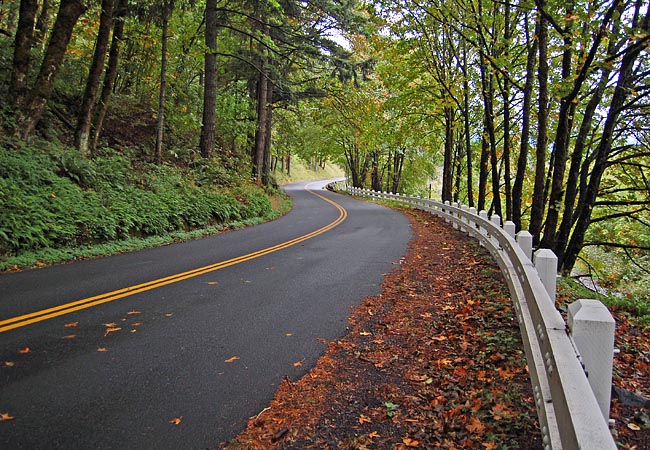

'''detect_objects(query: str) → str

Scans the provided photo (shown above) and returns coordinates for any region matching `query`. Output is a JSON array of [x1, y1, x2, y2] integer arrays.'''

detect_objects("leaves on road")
[[18, 347, 29, 354], [97, 347, 108, 352], [224, 356, 240, 363], [64, 322, 78, 328], [219, 210, 542, 449], [169, 417, 182, 425], [0, 412, 15, 422]]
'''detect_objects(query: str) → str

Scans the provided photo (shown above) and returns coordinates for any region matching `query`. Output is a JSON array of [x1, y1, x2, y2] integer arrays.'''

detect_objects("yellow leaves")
[[358, 414, 372, 424], [65, 322, 78, 328], [169, 417, 182, 425], [97, 347, 108, 352], [18, 347, 30, 354], [0, 412, 16, 422], [104, 326, 122, 337], [293, 359, 305, 367], [127, 311, 141, 315], [368, 430, 380, 438], [628, 422, 641, 431], [224, 356, 240, 363], [3, 361, 15, 367]]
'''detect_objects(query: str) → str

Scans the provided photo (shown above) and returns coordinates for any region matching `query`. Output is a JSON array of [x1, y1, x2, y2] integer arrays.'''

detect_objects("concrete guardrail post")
[[504, 221, 516, 239], [516, 231, 533, 262], [478, 210, 489, 235], [460, 205, 468, 232], [452, 202, 459, 229], [567, 299, 616, 421], [533, 249, 557, 303]]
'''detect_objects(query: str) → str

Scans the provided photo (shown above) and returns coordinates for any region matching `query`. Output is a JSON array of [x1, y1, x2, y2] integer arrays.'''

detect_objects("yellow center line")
[[0, 185, 347, 334]]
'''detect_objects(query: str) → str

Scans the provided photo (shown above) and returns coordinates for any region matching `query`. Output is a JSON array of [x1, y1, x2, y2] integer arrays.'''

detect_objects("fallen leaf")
[[368, 431, 380, 438], [104, 327, 121, 337], [132, 322, 142, 327], [482, 442, 497, 450], [63, 335, 76, 339], [103, 323, 117, 327], [359, 415, 372, 424], [293, 360, 304, 367], [225, 356, 240, 363], [165, 313, 173, 317], [65, 322, 78, 328], [628, 423, 641, 431], [360, 331, 372, 336], [131, 329, 137, 333], [403, 437, 420, 447], [97, 347, 108, 352], [3, 361, 15, 367], [0, 412, 15, 422], [169, 417, 182, 425], [466, 416, 486, 434], [286, 333, 293, 337], [127, 311, 141, 315], [207, 281, 219, 285], [18, 347, 30, 354]]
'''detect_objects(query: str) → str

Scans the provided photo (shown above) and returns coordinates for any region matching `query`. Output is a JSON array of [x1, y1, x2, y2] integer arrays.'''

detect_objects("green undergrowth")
[[0, 138, 291, 271], [557, 276, 650, 328]]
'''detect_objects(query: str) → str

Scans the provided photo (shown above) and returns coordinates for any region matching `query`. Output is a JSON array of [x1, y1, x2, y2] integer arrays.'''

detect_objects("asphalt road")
[[0, 180, 412, 450]]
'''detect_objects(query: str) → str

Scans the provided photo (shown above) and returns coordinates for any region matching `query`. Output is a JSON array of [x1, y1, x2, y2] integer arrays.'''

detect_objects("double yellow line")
[[0, 186, 347, 334]]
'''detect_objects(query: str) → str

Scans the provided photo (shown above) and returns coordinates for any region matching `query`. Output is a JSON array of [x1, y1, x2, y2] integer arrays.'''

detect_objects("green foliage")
[[0, 139, 275, 266]]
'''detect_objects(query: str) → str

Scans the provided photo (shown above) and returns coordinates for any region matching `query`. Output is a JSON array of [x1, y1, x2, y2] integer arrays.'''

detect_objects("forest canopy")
[[0, 0, 648, 300]]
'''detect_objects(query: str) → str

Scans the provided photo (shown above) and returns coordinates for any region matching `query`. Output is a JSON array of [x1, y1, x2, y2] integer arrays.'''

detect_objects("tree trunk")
[[462, 45, 474, 208], [479, 56, 500, 217], [254, 67, 269, 185], [34, 0, 51, 48], [262, 94, 273, 185], [155, 0, 174, 165], [501, 0, 512, 221], [513, 13, 538, 231], [75, 0, 115, 156], [529, 9, 549, 242], [11, 0, 39, 107], [91, 0, 127, 153], [199, 0, 217, 159], [16, 0, 88, 139], [442, 105, 454, 202]]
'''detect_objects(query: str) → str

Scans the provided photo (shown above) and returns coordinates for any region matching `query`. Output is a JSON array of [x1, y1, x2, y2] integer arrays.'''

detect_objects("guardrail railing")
[[337, 184, 617, 450]]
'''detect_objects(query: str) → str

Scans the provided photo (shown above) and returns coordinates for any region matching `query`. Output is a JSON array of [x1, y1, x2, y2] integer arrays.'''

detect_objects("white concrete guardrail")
[[336, 184, 617, 450]]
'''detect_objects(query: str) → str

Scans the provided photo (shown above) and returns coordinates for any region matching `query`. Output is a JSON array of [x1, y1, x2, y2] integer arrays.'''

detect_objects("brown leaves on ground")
[[219, 210, 542, 450]]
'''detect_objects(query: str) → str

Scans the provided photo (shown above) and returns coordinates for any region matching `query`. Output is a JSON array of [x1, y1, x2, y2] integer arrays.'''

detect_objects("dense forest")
[[0, 0, 648, 306]]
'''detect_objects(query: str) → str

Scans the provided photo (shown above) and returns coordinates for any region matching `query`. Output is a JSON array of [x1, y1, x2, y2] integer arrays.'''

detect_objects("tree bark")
[[75, 0, 115, 156], [155, 0, 174, 165], [254, 66, 269, 185], [91, 0, 128, 153], [199, 0, 218, 159], [442, 105, 454, 202], [11, 0, 39, 107], [16, 0, 88, 139], [513, 13, 538, 231], [529, 9, 549, 242]]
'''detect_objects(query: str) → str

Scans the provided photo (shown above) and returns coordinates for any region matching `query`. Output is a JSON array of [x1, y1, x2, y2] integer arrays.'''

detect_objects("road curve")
[[0, 180, 411, 450]]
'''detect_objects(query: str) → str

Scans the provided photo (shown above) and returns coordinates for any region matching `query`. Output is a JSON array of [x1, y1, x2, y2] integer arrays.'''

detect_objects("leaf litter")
[[217, 208, 648, 449]]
